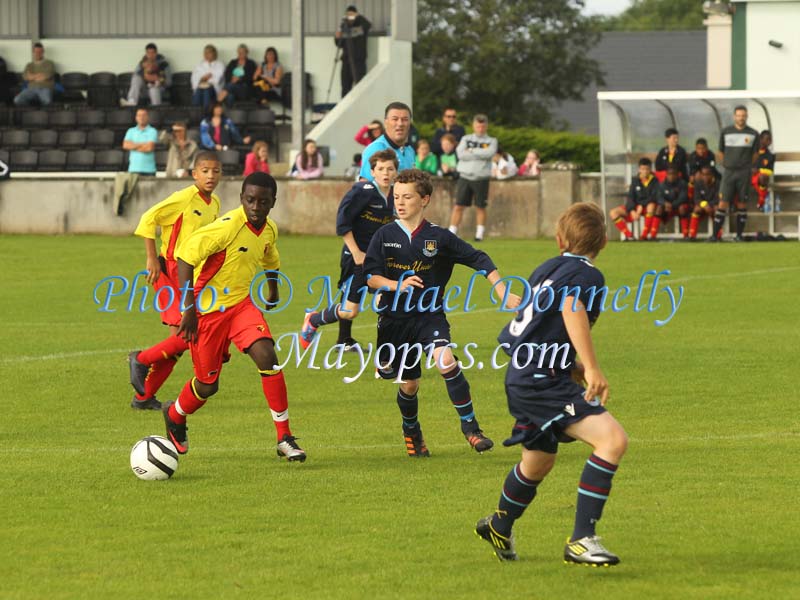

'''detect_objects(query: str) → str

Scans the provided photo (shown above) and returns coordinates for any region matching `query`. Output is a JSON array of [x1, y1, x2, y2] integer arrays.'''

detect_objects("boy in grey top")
[[13, 43, 55, 106], [449, 114, 498, 241], [712, 105, 759, 241]]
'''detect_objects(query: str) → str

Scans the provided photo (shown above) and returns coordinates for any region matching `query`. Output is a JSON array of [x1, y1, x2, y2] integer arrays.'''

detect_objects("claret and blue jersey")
[[335, 180, 395, 252], [364, 219, 496, 318], [499, 253, 605, 387]]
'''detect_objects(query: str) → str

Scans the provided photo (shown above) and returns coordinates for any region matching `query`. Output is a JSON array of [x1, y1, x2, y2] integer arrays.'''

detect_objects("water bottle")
[[775, 194, 782, 213]]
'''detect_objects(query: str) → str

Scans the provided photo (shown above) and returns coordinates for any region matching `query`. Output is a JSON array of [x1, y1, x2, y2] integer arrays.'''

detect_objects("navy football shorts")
[[376, 312, 452, 381], [504, 377, 606, 454]]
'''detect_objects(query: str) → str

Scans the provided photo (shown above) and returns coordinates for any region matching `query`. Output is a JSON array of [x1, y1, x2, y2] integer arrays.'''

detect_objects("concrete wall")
[[1, 36, 382, 106], [0, 170, 586, 238], [746, 2, 800, 89]]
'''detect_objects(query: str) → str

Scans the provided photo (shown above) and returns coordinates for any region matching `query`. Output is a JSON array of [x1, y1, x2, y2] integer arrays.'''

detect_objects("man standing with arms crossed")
[[712, 105, 759, 242], [448, 114, 497, 242]]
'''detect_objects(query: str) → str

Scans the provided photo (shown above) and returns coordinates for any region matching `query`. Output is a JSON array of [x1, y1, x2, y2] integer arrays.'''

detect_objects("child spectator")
[[414, 139, 439, 175], [200, 102, 251, 151], [243, 140, 271, 176], [654, 128, 689, 183], [751, 130, 774, 210], [294, 139, 324, 180], [492, 147, 518, 180], [159, 122, 198, 178], [609, 157, 660, 241], [355, 120, 384, 147], [344, 153, 362, 179], [438, 133, 458, 178], [518, 150, 541, 177]]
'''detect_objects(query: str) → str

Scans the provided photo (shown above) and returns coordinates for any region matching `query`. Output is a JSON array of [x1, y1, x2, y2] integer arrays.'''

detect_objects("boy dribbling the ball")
[[475, 202, 628, 566], [163, 172, 306, 462], [127, 151, 222, 409]]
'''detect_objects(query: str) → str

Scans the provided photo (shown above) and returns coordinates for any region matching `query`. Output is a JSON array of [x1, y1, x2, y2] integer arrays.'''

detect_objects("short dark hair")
[[395, 169, 433, 198], [369, 148, 398, 169], [695, 137, 708, 146], [194, 150, 220, 165], [665, 128, 678, 137], [384, 101, 412, 119], [33, 42, 44, 50], [638, 157, 652, 167], [242, 172, 277, 196], [146, 42, 157, 51], [734, 105, 747, 113], [761, 129, 772, 137]]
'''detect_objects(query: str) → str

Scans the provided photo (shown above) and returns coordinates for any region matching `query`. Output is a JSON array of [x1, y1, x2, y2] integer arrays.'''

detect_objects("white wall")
[[1, 36, 381, 104], [308, 36, 413, 176], [746, 2, 800, 89]]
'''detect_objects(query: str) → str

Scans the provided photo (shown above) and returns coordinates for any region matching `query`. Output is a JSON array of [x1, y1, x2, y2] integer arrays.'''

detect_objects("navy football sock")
[[442, 367, 478, 434], [396, 390, 419, 431], [310, 303, 340, 328], [571, 454, 618, 541], [712, 208, 727, 238], [490, 463, 540, 537], [337, 318, 353, 344]]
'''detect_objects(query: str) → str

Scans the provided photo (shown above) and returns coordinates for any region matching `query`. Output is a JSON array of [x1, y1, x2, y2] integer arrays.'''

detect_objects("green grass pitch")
[[1, 233, 798, 599]]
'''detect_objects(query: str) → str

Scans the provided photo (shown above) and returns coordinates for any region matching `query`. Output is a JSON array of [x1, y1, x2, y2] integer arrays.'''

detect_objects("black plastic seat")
[[95, 149, 124, 171], [59, 130, 87, 149], [21, 110, 50, 129], [30, 129, 59, 149], [86, 128, 116, 149], [77, 109, 106, 128], [38, 149, 67, 171], [9, 150, 38, 171], [60, 72, 89, 103], [219, 149, 241, 175], [66, 149, 95, 171], [2, 129, 31, 149], [49, 110, 79, 129]]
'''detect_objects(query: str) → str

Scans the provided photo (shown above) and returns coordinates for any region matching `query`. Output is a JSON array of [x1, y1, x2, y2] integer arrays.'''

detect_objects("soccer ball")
[[130, 436, 179, 480]]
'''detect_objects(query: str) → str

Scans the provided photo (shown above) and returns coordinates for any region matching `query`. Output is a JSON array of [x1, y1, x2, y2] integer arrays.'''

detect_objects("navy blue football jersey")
[[659, 178, 689, 205], [499, 253, 605, 387], [364, 219, 496, 318], [336, 181, 395, 252], [626, 175, 660, 209]]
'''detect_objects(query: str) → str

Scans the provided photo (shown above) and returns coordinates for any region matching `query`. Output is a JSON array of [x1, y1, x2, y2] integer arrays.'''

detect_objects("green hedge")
[[415, 123, 601, 172]]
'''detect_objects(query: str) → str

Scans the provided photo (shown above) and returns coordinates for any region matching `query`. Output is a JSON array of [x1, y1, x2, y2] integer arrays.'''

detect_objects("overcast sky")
[[582, 0, 633, 16]]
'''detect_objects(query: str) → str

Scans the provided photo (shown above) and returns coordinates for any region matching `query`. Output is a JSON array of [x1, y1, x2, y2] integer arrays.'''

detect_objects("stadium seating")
[[86, 128, 115, 149], [30, 129, 58, 150], [66, 149, 95, 171], [94, 149, 124, 171], [0, 149, 9, 166], [59, 130, 88, 149], [49, 110, 79, 130], [88, 72, 117, 108], [170, 72, 193, 106], [59, 72, 89, 104], [21, 110, 49, 129], [9, 150, 38, 171], [38, 149, 68, 171], [2, 129, 31, 149], [219, 149, 241, 175], [77, 109, 106, 128]]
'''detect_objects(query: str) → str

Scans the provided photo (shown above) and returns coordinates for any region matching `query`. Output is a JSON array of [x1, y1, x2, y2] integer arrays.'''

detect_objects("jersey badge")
[[423, 239, 438, 257]]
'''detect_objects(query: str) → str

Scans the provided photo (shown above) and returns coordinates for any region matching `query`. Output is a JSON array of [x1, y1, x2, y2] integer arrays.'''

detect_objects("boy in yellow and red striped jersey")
[[127, 151, 221, 410], [751, 130, 774, 210], [164, 172, 306, 461]]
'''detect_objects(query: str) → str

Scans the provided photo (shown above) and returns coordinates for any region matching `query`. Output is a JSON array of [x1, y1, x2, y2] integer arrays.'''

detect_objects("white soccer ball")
[[130, 435, 179, 480]]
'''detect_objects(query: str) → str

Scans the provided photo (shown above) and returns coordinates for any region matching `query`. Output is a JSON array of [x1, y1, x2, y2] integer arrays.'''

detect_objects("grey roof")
[[553, 31, 707, 134]]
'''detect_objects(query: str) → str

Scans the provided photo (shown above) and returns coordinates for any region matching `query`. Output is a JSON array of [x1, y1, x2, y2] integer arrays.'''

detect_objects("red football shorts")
[[190, 298, 273, 383], [153, 258, 182, 327]]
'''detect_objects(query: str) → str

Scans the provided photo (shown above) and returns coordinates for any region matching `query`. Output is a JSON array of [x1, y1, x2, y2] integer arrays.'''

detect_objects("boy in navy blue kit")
[[299, 149, 398, 350], [475, 202, 628, 566], [363, 169, 521, 457]]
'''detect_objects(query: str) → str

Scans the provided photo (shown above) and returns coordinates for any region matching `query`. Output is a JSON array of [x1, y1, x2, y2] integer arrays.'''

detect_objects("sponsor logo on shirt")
[[384, 242, 402, 248]]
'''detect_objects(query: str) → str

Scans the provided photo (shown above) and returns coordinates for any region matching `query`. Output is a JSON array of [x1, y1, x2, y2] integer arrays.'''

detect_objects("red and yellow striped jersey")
[[134, 185, 221, 261], [177, 206, 280, 314]]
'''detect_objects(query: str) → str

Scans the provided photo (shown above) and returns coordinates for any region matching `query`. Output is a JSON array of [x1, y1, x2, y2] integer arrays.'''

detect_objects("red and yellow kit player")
[[751, 130, 775, 209], [164, 172, 306, 462], [127, 151, 221, 410]]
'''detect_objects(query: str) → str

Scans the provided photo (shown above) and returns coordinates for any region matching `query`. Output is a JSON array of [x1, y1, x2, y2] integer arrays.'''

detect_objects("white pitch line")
[[0, 431, 796, 454], [2, 265, 797, 363]]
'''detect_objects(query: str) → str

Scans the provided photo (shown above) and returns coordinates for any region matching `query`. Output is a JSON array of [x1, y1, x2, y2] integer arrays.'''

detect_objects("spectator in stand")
[[431, 108, 466, 156], [218, 44, 256, 106], [355, 120, 384, 147], [253, 47, 284, 106], [414, 139, 438, 175], [359, 102, 416, 180], [345, 153, 362, 178], [159, 121, 198, 178], [438, 133, 458, 178], [654, 128, 689, 183], [518, 149, 541, 177], [200, 102, 251, 151], [13, 43, 55, 107], [294, 139, 324, 180], [243, 140, 271, 176], [492, 147, 518, 180], [122, 43, 171, 107], [335, 5, 371, 96], [449, 114, 497, 241], [123, 108, 158, 176], [191, 44, 225, 112]]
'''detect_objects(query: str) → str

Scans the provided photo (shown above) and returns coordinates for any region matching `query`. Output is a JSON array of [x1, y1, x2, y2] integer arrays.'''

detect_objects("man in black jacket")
[[335, 5, 371, 96]]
